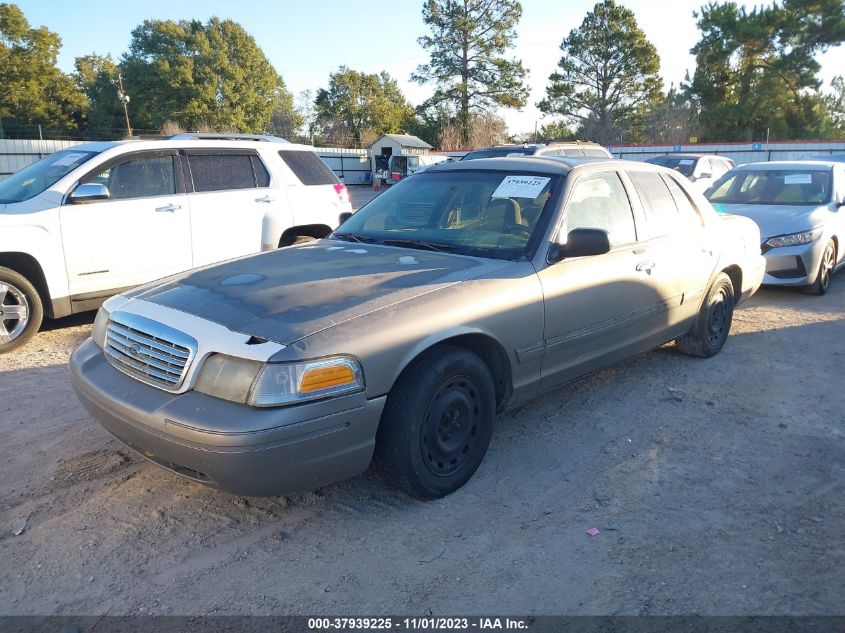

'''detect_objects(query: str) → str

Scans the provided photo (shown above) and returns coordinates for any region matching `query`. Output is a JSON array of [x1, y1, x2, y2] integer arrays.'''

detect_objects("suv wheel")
[[0, 267, 44, 354]]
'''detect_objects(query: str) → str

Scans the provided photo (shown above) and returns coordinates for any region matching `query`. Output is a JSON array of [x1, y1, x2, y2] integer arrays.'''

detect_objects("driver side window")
[[561, 171, 637, 247], [82, 155, 176, 200]]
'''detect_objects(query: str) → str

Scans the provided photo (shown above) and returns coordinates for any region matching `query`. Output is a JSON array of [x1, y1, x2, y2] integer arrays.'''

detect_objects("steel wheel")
[[706, 284, 731, 349], [421, 375, 483, 477], [0, 282, 30, 346]]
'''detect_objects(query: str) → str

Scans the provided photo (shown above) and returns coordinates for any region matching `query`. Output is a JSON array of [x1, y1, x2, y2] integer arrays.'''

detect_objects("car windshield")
[[462, 148, 534, 160], [0, 149, 99, 203], [646, 156, 696, 177], [707, 169, 832, 205], [333, 170, 560, 260]]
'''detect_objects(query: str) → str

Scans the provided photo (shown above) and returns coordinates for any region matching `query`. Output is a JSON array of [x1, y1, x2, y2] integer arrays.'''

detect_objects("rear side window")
[[662, 174, 704, 227], [583, 148, 610, 158], [628, 171, 680, 238], [251, 156, 271, 187], [278, 150, 339, 186], [187, 154, 258, 192]]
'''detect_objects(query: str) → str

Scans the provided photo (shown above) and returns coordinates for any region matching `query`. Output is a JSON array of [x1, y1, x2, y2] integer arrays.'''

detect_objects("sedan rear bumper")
[[69, 338, 386, 496]]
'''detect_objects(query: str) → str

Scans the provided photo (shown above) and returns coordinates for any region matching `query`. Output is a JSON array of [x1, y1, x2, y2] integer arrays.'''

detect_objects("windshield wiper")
[[381, 238, 456, 253], [333, 232, 378, 243]]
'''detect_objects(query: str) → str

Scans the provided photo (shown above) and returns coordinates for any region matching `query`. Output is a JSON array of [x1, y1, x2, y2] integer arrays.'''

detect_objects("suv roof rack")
[[167, 133, 291, 143]]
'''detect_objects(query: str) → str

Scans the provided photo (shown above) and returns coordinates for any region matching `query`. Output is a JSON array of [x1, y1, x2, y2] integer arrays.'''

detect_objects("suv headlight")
[[92, 305, 111, 348], [195, 354, 364, 407], [764, 228, 822, 249]]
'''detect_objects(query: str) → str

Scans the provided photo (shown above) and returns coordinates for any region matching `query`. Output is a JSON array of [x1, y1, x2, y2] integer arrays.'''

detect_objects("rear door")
[[626, 170, 717, 327], [60, 150, 191, 297], [537, 170, 665, 389], [184, 150, 269, 267]]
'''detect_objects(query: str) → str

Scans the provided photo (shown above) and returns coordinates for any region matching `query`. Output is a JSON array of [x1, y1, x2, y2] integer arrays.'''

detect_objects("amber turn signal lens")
[[299, 364, 356, 393]]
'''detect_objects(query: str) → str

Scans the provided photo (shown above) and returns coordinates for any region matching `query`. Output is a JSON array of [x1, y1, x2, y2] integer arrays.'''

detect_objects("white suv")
[[0, 134, 352, 353]]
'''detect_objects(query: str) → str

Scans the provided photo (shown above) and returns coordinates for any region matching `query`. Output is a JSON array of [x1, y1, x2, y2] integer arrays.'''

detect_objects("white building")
[[369, 134, 433, 174]]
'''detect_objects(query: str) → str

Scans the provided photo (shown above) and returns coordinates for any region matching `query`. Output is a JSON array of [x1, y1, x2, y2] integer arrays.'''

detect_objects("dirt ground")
[[1, 264, 843, 615]]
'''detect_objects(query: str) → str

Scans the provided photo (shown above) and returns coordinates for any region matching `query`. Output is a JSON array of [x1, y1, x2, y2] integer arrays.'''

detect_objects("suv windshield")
[[0, 149, 99, 204], [646, 156, 697, 177], [707, 169, 832, 205], [334, 170, 560, 260]]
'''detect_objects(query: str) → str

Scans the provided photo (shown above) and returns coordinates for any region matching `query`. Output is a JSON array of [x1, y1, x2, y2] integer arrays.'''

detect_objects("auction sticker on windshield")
[[784, 174, 813, 185], [492, 175, 550, 199], [52, 152, 89, 167]]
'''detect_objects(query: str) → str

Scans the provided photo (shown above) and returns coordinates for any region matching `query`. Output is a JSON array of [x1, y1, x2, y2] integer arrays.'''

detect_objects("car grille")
[[104, 312, 197, 391]]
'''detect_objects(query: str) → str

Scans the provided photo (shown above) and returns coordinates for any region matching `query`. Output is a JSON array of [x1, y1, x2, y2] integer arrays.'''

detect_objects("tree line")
[[1, 0, 844, 149]]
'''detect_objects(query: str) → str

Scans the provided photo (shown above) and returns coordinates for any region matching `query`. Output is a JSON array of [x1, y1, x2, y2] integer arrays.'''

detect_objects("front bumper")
[[69, 338, 386, 496], [761, 239, 826, 286]]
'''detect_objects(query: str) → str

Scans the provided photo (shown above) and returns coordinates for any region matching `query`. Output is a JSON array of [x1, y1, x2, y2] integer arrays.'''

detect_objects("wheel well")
[[0, 253, 52, 317], [722, 265, 742, 298], [278, 224, 332, 246], [831, 235, 839, 260], [426, 334, 513, 411]]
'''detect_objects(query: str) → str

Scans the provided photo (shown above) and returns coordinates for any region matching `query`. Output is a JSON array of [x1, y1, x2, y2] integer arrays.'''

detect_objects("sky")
[[15, 0, 845, 136]]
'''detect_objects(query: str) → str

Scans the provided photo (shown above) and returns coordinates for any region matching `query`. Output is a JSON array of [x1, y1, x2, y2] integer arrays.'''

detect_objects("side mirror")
[[696, 172, 712, 180], [338, 211, 353, 224], [549, 228, 611, 262], [69, 182, 110, 204]]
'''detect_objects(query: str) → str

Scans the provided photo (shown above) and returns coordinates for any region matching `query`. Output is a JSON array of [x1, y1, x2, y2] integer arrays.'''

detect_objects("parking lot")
[[1, 269, 843, 615]]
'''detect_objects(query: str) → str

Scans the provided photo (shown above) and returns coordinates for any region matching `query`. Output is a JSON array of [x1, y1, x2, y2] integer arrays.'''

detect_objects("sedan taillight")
[[333, 183, 350, 205]]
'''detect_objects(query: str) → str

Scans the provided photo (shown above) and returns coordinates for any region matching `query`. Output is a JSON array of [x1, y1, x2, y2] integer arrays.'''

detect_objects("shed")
[[370, 134, 433, 173]]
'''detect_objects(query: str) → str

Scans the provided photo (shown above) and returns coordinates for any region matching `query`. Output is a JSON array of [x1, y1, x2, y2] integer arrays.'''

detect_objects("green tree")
[[0, 3, 86, 136], [121, 17, 293, 133], [74, 54, 126, 136], [538, 0, 661, 145], [827, 76, 845, 134], [412, 0, 528, 145], [538, 120, 575, 141], [685, 0, 845, 141], [315, 67, 415, 146]]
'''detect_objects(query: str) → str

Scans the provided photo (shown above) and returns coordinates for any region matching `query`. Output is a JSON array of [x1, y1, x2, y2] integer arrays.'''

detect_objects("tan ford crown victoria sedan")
[[70, 158, 766, 499]]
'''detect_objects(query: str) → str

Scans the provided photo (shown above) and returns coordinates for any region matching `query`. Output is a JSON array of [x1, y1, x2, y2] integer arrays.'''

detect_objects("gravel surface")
[[0, 277, 843, 616]]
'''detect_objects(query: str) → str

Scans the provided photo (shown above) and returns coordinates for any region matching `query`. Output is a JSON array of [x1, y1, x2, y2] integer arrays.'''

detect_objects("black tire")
[[0, 267, 44, 354], [373, 345, 497, 499], [675, 272, 734, 358], [804, 239, 836, 296]]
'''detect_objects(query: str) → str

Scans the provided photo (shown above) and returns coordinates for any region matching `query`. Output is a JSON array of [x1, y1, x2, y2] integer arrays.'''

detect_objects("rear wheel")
[[0, 267, 44, 354], [675, 272, 734, 358], [804, 240, 835, 296], [373, 345, 496, 499]]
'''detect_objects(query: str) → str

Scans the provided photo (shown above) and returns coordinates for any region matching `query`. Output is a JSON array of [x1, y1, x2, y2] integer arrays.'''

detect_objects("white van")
[[0, 134, 353, 353]]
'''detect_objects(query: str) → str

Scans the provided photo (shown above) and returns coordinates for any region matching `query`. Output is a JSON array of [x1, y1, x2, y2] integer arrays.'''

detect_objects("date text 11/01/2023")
[[307, 617, 529, 630]]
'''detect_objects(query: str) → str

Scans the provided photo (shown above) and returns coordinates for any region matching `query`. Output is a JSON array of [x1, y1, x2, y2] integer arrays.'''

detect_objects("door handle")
[[255, 196, 276, 203], [636, 260, 656, 272], [155, 204, 181, 213]]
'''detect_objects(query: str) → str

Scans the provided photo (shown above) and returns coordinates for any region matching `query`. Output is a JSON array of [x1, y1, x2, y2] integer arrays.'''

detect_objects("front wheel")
[[373, 345, 496, 499], [675, 272, 735, 358], [0, 267, 44, 354], [804, 240, 836, 296]]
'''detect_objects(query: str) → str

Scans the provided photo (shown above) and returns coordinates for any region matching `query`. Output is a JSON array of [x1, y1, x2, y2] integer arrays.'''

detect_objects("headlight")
[[195, 354, 364, 407], [765, 228, 822, 249], [92, 305, 111, 348]]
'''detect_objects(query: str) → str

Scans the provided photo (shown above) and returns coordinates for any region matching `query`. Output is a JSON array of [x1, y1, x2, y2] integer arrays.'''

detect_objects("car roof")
[[735, 160, 837, 170], [69, 138, 317, 155], [428, 155, 651, 175]]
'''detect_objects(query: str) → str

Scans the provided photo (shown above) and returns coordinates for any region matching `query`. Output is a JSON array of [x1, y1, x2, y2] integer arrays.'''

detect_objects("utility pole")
[[116, 73, 132, 137]]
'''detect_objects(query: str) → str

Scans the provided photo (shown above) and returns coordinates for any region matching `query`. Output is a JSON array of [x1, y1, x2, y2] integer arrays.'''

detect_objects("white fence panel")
[[608, 141, 845, 165], [0, 139, 85, 180]]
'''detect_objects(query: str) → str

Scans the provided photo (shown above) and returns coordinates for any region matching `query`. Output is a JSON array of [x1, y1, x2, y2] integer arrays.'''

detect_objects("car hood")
[[711, 203, 829, 240], [129, 240, 513, 346]]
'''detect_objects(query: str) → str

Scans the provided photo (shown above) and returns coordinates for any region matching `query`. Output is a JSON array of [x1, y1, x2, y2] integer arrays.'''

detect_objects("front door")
[[61, 151, 191, 297], [538, 170, 666, 389]]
